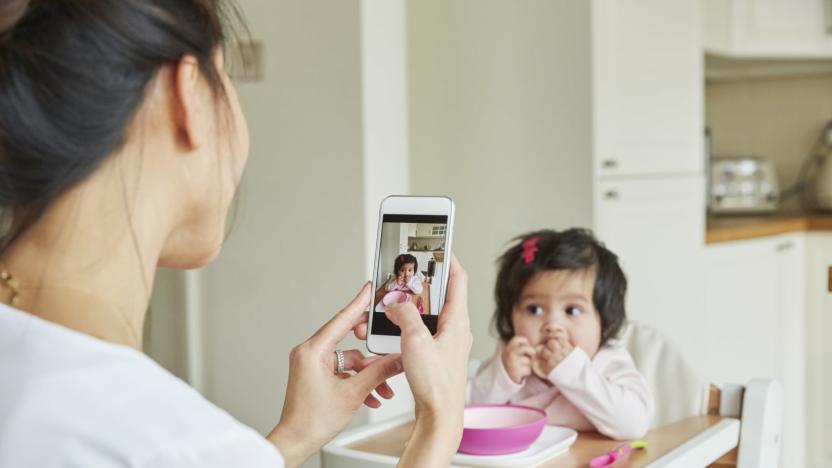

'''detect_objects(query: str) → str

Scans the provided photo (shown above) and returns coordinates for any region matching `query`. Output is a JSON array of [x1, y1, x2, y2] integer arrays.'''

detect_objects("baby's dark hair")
[[394, 254, 418, 275], [493, 228, 627, 345]]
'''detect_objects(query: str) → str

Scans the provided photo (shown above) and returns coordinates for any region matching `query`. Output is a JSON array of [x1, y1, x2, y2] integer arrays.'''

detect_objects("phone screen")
[[371, 214, 448, 336]]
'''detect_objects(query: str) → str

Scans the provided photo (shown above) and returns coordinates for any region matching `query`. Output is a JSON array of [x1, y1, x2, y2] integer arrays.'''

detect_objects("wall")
[[407, 0, 594, 361], [706, 75, 832, 210], [200, 2, 368, 467], [378, 222, 402, 280]]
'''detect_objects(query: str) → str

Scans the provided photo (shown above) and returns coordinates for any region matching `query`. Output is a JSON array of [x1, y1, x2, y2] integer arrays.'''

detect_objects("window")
[[431, 225, 446, 236]]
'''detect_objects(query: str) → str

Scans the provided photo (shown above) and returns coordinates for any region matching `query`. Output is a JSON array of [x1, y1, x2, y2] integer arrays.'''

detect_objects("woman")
[[0, 1, 472, 467]]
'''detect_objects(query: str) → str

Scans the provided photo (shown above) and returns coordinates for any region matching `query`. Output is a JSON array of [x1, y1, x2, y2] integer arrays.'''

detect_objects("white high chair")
[[322, 322, 783, 467], [619, 321, 783, 467]]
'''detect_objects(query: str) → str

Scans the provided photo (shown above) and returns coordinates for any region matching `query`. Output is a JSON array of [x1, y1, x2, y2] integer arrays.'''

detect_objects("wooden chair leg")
[[421, 279, 431, 315]]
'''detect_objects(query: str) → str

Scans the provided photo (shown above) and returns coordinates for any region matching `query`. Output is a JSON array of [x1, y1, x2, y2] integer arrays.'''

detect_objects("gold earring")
[[0, 269, 20, 306]]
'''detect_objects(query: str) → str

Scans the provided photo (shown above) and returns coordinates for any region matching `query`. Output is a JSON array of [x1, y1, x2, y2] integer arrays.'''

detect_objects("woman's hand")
[[502, 336, 535, 384], [384, 255, 473, 467], [268, 284, 403, 468]]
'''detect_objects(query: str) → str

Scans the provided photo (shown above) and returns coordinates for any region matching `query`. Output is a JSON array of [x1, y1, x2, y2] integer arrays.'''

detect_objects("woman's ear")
[[172, 55, 206, 150]]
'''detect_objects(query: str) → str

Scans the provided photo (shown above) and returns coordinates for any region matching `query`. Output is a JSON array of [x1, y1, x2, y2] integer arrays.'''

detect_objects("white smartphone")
[[366, 196, 455, 355]]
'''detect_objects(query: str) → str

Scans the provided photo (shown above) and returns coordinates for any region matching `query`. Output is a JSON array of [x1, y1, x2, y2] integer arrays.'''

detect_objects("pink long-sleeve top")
[[467, 341, 654, 440]]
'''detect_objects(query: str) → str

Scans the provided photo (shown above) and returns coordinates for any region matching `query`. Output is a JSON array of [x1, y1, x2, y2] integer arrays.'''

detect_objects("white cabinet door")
[[592, 0, 704, 177], [703, 0, 832, 58], [704, 238, 779, 384], [805, 233, 832, 468], [776, 235, 806, 468], [595, 176, 706, 371], [704, 234, 805, 467], [414, 224, 428, 237]]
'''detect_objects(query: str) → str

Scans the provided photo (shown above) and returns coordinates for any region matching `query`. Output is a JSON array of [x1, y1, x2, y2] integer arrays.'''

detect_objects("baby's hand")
[[501, 336, 535, 384], [532, 332, 574, 379]]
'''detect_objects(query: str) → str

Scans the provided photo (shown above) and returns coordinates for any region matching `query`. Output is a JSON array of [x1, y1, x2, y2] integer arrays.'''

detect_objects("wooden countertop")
[[707, 212, 832, 244]]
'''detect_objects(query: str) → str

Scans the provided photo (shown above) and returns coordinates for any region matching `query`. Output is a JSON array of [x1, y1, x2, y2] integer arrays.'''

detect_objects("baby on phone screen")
[[375, 254, 426, 313]]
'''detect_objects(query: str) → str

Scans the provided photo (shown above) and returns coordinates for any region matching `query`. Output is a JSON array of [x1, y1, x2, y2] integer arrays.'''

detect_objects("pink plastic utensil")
[[589, 440, 648, 467]]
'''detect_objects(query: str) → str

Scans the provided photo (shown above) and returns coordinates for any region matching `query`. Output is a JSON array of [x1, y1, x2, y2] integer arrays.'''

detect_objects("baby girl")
[[468, 229, 653, 440]]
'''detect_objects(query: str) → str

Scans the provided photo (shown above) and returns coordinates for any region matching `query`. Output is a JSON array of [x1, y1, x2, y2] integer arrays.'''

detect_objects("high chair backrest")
[[619, 321, 784, 467], [617, 321, 709, 428]]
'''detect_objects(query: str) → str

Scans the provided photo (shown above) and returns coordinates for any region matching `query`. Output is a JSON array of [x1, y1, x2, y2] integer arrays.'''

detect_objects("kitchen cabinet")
[[593, 0, 704, 177], [414, 224, 444, 238], [408, 224, 445, 252], [595, 176, 707, 371], [703, 0, 832, 58], [592, 0, 706, 371], [704, 234, 805, 467], [805, 233, 832, 468]]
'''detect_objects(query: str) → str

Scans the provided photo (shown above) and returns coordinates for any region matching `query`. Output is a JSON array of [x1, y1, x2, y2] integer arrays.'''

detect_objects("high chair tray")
[[321, 413, 739, 468]]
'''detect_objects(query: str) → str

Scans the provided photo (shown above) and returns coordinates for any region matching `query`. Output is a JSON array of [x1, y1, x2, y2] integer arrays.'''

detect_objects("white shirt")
[[0, 304, 284, 468]]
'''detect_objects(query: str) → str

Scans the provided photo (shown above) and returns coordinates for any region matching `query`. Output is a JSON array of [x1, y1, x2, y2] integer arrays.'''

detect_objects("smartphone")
[[366, 196, 455, 355]]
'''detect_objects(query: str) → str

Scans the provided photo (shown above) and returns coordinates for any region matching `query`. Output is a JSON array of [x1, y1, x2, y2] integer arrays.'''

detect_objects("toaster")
[[708, 156, 780, 214]]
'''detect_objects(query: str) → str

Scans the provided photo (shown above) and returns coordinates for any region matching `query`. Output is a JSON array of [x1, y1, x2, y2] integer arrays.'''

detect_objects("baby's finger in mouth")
[[531, 350, 548, 379]]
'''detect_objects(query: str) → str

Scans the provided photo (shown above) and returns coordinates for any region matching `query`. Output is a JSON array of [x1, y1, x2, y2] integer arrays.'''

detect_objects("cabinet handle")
[[604, 190, 620, 200], [602, 159, 618, 169], [775, 241, 793, 252], [828, 266, 832, 293]]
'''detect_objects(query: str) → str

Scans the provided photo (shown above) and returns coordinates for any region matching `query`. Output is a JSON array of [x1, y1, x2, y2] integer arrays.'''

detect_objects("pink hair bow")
[[521, 237, 539, 264]]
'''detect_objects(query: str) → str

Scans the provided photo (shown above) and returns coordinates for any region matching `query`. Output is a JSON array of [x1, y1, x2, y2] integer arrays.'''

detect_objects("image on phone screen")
[[371, 214, 448, 336]]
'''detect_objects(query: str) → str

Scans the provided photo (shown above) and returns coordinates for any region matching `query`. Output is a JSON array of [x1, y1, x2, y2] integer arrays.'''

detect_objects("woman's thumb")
[[385, 303, 429, 338]]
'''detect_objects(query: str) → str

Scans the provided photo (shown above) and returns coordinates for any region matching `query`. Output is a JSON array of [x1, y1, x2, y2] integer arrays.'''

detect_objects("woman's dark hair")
[[493, 228, 628, 345], [0, 0, 244, 255], [394, 254, 418, 275]]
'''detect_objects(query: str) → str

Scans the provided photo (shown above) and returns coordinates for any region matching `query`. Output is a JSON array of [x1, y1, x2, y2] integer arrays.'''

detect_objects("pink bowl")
[[458, 404, 547, 455], [382, 290, 410, 306]]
